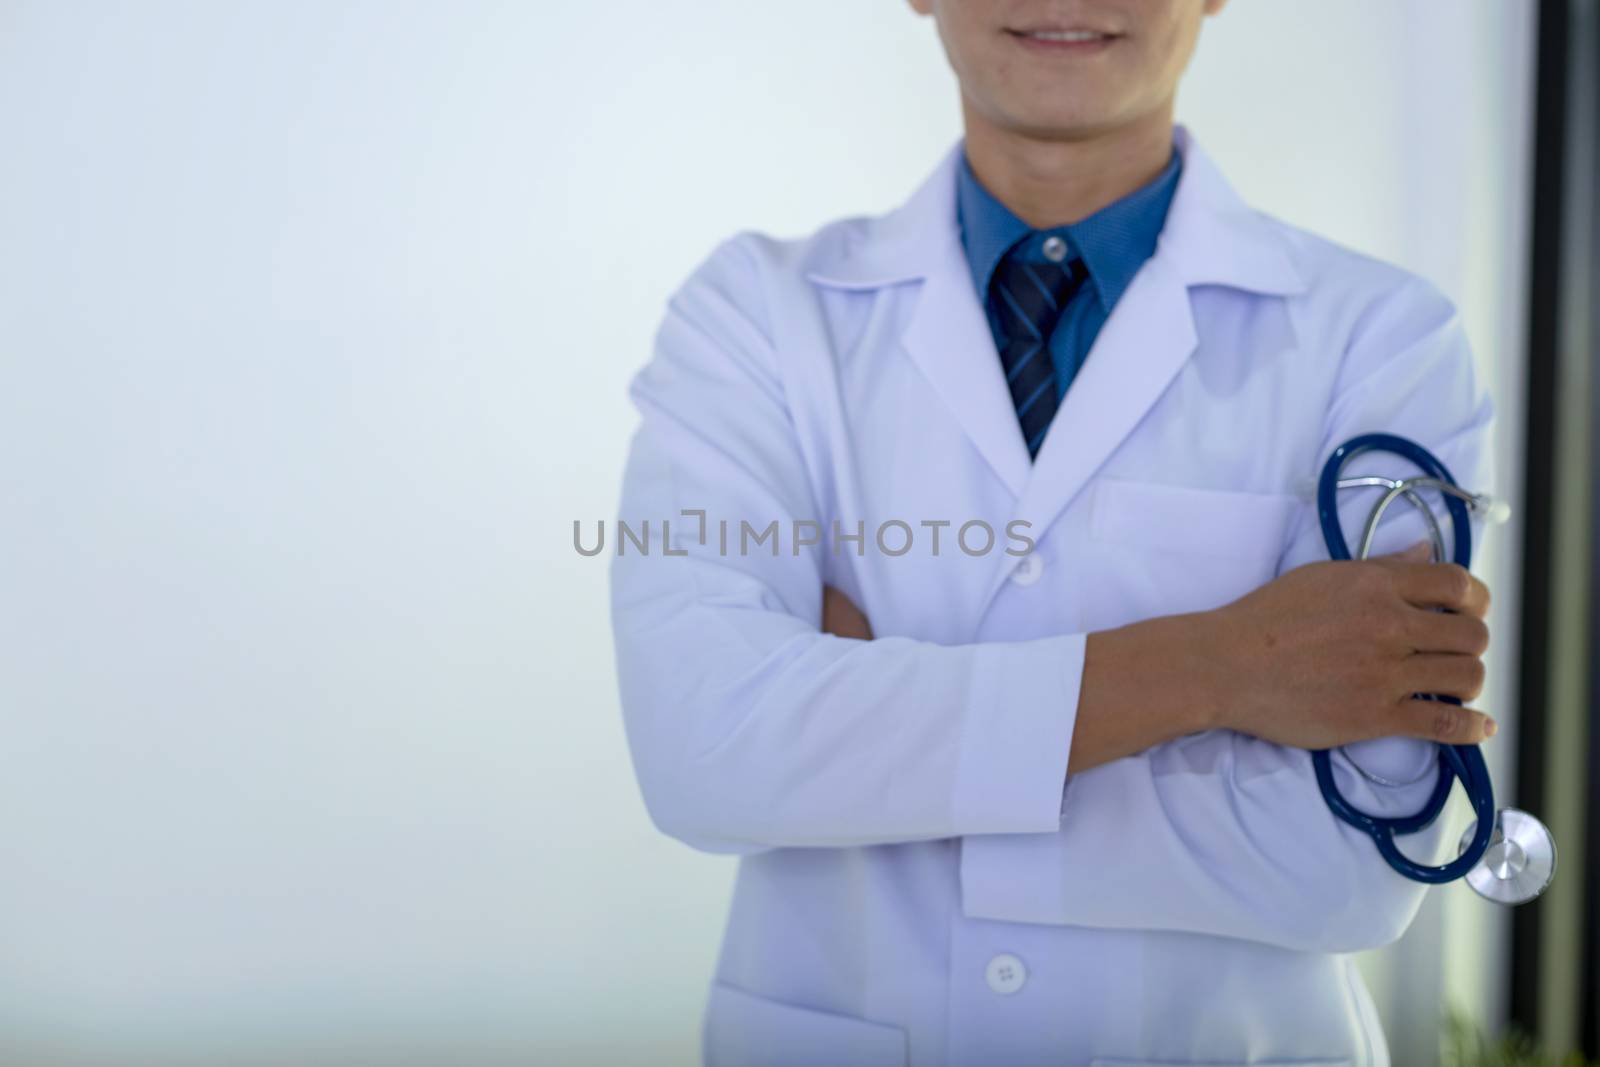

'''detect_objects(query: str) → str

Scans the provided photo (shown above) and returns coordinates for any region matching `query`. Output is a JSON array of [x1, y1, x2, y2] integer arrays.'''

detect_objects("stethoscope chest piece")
[[1458, 807, 1557, 905]]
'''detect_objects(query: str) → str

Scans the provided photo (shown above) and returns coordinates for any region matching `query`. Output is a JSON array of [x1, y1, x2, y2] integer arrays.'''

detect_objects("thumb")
[[1378, 540, 1434, 563]]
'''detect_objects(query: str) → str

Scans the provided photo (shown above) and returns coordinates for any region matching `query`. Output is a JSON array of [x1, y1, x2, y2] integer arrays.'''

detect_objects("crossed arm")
[[821, 543, 1495, 776], [613, 236, 1498, 953]]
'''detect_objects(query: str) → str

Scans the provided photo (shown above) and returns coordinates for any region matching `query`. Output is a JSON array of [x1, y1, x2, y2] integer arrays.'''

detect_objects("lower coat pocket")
[[702, 980, 908, 1067]]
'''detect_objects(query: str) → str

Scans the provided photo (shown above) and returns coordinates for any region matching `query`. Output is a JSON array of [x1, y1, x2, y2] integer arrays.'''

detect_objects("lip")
[[1003, 27, 1121, 56]]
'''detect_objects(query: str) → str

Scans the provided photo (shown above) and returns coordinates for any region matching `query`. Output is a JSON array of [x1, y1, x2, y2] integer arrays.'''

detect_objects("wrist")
[[1164, 609, 1231, 733], [1074, 610, 1235, 771], [1092, 612, 1227, 738]]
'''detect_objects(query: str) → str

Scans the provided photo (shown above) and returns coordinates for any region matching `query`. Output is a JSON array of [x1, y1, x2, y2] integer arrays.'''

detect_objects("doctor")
[[611, 1, 1497, 1064]]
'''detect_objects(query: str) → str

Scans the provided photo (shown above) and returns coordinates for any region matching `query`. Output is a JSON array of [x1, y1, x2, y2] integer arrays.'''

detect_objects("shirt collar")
[[956, 145, 1183, 313], [802, 126, 1307, 299]]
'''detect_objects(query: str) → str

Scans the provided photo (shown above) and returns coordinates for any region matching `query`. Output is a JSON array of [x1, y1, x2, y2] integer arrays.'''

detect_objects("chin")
[[1000, 103, 1126, 140]]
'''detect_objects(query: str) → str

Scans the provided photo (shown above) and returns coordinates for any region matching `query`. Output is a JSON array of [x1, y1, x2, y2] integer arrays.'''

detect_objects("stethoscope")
[[1314, 432, 1556, 905]]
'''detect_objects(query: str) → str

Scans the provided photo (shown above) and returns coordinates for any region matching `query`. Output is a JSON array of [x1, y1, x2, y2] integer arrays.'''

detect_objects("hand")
[[821, 584, 874, 641], [1201, 541, 1495, 748]]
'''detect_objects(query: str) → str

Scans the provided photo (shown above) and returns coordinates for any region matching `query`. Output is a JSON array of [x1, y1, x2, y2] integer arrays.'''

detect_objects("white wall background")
[[0, 2, 1533, 1064]]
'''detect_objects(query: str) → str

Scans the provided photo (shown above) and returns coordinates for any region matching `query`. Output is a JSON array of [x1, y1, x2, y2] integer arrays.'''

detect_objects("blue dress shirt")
[[956, 145, 1182, 408]]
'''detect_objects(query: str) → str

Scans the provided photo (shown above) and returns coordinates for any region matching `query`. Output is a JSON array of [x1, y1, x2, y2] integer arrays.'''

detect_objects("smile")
[[1004, 26, 1122, 53]]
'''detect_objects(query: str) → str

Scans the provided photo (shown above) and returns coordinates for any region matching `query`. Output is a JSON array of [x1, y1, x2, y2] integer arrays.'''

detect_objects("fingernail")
[[1484, 716, 1499, 738]]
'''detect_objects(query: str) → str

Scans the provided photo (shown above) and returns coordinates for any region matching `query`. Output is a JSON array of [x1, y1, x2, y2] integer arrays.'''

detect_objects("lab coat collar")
[[1158, 125, 1309, 296], [803, 125, 1308, 298], [801, 126, 1308, 564]]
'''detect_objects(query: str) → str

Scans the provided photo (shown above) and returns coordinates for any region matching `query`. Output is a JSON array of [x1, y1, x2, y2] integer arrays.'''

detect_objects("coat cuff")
[[950, 633, 1085, 836]]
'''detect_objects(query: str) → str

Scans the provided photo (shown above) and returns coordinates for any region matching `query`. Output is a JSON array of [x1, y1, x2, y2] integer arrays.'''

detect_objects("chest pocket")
[[1085, 478, 1304, 624]]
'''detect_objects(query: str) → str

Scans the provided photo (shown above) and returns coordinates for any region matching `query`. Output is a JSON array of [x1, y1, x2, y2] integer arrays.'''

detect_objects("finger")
[[1376, 540, 1434, 562], [1395, 697, 1498, 744], [1390, 561, 1488, 616], [821, 585, 874, 641], [1404, 609, 1490, 655], [1398, 652, 1487, 703], [1452, 569, 1491, 618]]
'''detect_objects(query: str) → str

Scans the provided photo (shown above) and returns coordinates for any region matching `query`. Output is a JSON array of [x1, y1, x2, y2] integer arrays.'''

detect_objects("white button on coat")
[[986, 953, 1028, 995], [1009, 552, 1044, 586], [1042, 235, 1068, 262]]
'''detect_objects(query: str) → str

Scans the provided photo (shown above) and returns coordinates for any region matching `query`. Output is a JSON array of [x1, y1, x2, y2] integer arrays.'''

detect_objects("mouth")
[[1003, 25, 1123, 55]]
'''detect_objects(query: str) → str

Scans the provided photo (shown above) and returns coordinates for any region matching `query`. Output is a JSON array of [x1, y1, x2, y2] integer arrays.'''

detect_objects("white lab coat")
[[611, 126, 1494, 1066]]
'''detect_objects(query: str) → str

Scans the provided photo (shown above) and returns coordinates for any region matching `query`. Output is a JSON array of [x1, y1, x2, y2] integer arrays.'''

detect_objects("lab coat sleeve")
[[1279, 277, 1497, 797], [610, 235, 1084, 855], [966, 273, 1497, 954]]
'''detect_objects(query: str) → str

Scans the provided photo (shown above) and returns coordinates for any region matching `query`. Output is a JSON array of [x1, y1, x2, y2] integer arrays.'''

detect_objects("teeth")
[[1025, 30, 1105, 41]]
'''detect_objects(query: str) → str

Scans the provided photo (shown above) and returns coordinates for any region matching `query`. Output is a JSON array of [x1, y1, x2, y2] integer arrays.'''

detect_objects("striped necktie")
[[990, 251, 1089, 458]]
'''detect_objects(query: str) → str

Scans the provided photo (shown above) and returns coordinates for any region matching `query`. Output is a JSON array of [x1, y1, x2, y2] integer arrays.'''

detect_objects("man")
[[611, 1, 1497, 1063]]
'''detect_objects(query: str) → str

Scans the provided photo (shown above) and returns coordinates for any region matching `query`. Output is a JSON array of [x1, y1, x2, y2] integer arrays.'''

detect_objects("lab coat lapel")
[[994, 127, 1312, 578], [805, 139, 1031, 498], [899, 240, 1032, 498], [802, 129, 1308, 526], [1010, 252, 1197, 548]]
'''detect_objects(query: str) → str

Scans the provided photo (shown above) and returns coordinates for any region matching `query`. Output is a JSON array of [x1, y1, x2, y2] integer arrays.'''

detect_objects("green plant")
[[1442, 1010, 1598, 1067]]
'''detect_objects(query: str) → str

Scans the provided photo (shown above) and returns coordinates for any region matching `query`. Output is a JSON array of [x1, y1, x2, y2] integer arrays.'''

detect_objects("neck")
[[960, 102, 1176, 229]]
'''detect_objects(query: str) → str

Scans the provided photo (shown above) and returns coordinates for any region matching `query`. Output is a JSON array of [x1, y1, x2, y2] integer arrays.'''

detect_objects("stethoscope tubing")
[[1313, 432, 1496, 883]]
